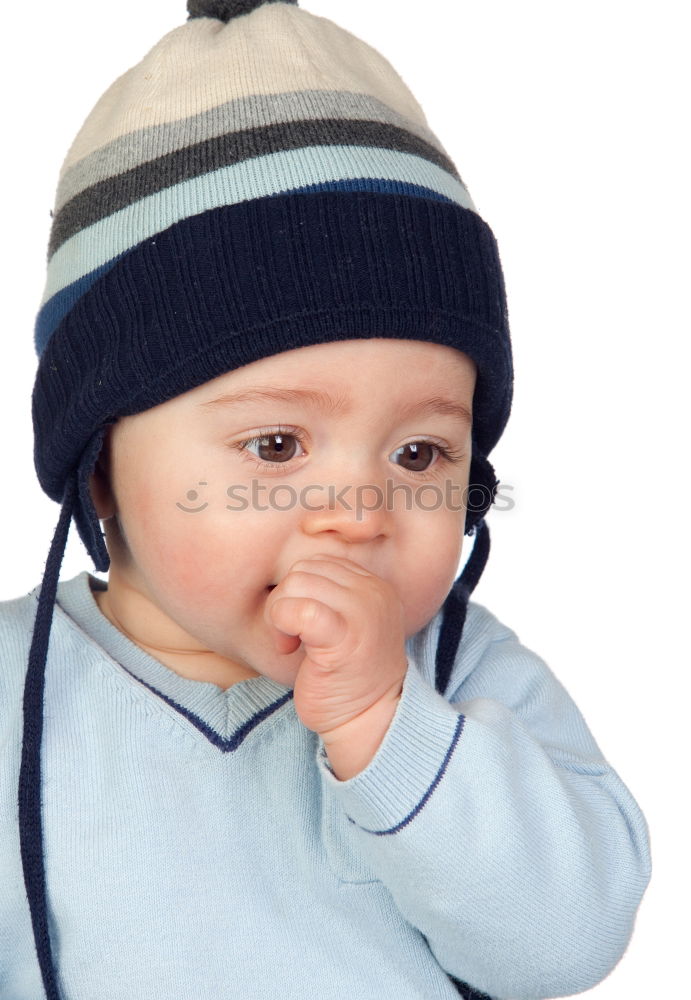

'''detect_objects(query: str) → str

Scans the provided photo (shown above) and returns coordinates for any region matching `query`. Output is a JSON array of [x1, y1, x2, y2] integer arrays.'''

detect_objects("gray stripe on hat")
[[50, 117, 464, 258], [55, 89, 447, 213], [42, 144, 476, 306]]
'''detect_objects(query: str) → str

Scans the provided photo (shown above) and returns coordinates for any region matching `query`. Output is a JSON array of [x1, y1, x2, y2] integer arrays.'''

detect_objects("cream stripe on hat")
[[59, 6, 429, 174]]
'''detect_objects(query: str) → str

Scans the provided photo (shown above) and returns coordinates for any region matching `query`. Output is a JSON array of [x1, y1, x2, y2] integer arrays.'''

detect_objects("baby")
[[0, 2, 651, 999]]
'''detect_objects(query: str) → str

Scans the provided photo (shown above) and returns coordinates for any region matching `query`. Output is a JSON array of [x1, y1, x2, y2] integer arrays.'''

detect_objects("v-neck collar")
[[54, 571, 295, 749]]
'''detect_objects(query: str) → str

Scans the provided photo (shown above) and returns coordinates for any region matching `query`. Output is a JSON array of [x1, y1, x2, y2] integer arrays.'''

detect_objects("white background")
[[0, 1, 688, 995]]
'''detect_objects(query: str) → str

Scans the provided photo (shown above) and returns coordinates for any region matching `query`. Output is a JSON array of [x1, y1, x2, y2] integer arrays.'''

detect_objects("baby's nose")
[[299, 481, 392, 543]]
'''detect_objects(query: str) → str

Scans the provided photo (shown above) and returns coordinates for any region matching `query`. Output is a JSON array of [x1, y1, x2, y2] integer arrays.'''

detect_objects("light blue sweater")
[[0, 571, 651, 999]]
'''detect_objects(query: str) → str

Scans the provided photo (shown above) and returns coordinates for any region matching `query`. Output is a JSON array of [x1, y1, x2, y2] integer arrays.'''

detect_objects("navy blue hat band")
[[33, 191, 512, 510]]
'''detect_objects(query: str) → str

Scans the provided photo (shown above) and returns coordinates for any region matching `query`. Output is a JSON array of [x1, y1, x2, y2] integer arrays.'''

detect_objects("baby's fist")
[[264, 554, 407, 738]]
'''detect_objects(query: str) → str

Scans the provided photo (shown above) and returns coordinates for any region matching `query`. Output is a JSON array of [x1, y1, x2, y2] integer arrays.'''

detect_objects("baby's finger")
[[268, 596, 347, 653], [290, 554, 373, 579], [278, 561, 373, 599], [268, 569, 352, 616]]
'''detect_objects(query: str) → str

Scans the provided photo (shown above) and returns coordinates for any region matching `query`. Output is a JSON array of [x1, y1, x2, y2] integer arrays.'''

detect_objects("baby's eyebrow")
[[199, 385, 471, 426], [199, 386, 349, 414], [406, 396, 472, 426]]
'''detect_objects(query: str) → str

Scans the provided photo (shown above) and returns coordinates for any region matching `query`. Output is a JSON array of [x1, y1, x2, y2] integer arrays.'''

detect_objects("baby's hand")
[[264, 555, 407, 743]]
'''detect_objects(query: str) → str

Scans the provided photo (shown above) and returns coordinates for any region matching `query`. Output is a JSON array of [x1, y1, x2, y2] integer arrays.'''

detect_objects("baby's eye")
[[242, 432, 304, 464], [391, 441, 438, 472]]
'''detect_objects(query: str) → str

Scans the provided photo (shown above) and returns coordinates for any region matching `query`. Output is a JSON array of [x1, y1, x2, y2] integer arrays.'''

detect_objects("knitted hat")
[[22, 4, 511, 997]]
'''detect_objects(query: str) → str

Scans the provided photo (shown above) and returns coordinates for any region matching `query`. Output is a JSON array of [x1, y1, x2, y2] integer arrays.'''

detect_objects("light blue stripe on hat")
[[41, 144, 476, 309], [35, 175, 469, 355]]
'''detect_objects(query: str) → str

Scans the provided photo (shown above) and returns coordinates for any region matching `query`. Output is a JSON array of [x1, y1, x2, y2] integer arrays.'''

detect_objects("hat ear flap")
[[464, 450, 500, 535]]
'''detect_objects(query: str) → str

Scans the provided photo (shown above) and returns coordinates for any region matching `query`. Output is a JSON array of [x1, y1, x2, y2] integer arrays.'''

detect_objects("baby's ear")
[[89, 427, 116, 520]]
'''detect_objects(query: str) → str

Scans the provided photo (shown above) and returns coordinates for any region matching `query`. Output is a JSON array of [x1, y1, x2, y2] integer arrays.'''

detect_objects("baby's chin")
[[248, 628, 304, 689], [255, 651, 303, 690]]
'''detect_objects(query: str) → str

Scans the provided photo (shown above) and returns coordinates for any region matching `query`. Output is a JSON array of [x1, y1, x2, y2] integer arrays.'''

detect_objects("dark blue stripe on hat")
[[35, 253, 127, 356]]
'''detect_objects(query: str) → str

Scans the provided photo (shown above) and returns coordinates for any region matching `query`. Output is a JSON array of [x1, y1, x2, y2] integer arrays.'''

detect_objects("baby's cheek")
[[403, 532, 464, 635], [126, 489, 221, 594], [164, 518, 231, 594]]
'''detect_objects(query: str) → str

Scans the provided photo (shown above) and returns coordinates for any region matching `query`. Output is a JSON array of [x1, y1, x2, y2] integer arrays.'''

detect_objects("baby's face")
[[93, 339, 476, 687]]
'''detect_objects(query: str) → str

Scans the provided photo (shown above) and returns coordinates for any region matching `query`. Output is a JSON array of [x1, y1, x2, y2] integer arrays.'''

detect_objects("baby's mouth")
[[266, 584, 277, 592]]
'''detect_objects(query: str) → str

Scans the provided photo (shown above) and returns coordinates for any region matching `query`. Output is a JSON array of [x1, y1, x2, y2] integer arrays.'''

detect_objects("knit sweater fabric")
[[0, 572, 651, 999]]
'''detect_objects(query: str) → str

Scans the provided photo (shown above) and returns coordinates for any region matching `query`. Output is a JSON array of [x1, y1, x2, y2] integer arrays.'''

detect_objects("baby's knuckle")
[[299, 597, 322, 624]]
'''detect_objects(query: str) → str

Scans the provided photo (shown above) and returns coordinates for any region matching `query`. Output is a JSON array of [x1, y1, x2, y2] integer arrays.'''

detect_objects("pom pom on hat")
[[187, 0, 298, 22]]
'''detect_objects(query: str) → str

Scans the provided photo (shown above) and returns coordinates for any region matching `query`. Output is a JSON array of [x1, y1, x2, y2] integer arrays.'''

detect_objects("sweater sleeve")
[[314, 605, 652, 1000]]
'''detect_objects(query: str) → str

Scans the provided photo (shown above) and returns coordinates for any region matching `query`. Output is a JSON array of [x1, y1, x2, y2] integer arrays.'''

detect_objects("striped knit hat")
[[23, 4, 511, 997]]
